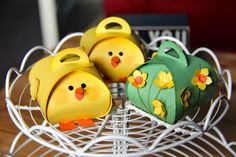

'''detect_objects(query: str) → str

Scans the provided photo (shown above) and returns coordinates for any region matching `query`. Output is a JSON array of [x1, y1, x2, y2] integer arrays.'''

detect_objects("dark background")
[[0, 1, 42, 87], [0, 0, 103, 87]]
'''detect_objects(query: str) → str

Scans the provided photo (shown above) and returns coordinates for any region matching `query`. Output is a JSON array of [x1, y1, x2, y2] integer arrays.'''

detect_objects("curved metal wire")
[[53, 32, 84, 53], [4, 36, 235, 156]]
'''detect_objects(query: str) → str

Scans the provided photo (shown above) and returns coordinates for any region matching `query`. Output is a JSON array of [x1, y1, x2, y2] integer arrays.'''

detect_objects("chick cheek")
[[75, 87, 84, 101]]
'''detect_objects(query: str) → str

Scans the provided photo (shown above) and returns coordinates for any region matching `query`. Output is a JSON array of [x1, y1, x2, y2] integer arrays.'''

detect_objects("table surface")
[[0, 45, 236, 156]]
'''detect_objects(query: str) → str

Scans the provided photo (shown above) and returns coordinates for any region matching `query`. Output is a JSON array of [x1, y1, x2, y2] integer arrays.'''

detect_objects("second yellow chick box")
[[80, 16, 146, 82]]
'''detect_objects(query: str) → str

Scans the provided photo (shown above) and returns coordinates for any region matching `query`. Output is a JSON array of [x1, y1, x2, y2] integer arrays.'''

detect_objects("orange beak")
[[75, 87, 84, 101], [111, 56, 120, 68]]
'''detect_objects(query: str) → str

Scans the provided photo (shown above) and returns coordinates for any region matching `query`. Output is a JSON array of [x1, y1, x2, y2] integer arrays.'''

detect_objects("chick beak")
[[75, 87, 84, 101], [111, 56, 120, 68]]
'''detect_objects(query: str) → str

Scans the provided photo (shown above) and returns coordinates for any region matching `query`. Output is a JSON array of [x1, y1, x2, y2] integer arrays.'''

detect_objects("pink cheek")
[[123, 55, 143, 68], [123, 56, 134, 64], [86, 87, 100, 101]]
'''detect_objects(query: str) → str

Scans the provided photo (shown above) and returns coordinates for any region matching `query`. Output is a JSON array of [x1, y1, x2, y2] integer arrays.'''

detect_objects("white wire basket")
[[5, 34, 236, 157]]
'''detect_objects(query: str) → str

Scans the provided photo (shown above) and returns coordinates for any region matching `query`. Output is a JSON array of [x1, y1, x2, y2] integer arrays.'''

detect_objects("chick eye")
[[81, 83, 86, 88], [68, 86, 74, 91], [108, 51, 113, 56], [119, 52, 123, 56]]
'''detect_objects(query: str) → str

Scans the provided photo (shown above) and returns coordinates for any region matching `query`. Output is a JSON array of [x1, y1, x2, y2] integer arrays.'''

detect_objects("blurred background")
[[1, 0, 236, 155], [1, 0, 236, 87]]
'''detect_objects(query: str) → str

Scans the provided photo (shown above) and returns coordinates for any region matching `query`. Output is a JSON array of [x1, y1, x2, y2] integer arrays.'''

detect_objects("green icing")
[[155, 86, 176, 123], [126, 63, 177, 124], [138, 64, 165, 113], [126, 81, 144, 110], [143, 64, 176, 124]]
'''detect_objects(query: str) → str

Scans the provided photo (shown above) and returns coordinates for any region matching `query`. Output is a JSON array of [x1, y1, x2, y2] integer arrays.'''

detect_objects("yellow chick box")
[[29, 48, 112, 131], [80, 16, 146, 83]]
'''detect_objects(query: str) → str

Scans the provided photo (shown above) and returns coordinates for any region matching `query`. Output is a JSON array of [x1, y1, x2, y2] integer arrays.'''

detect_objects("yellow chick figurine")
[[47, 70, 112, 131], [80, 17, 146, 82], [29, 48, 112, 131]]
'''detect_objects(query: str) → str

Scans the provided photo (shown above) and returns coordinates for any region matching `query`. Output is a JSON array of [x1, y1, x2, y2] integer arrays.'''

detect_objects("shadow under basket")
[[4, 36, 235, 156]]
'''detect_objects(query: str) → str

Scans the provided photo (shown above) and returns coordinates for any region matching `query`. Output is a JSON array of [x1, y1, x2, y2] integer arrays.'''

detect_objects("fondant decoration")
[[29, 48, 112, 131], [180, 88, 191, 107], [152, 99, 166, 119], [126, 41, 217, 124], [154, 71, 174, 89], [191, 68, 212, 91], [80, 16, 146, 82], [128, 70, 147, 88], [151, 52, 158, 58]]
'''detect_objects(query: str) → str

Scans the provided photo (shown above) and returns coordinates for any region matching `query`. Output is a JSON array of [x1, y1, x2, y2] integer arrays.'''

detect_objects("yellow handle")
[[96, 17, 131, 34]]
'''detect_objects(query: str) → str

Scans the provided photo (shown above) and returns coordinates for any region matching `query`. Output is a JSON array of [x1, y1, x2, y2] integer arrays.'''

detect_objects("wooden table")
[[0, 50, 236, 156]]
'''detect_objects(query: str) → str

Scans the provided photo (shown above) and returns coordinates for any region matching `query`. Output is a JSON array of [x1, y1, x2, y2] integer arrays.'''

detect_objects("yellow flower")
[[192, 68, 212, 91], [181, 88, 191, 107], [154, 71, 174, 89], [152, 100, 166, 119], [151, 52, 158, 58], [128, 70, 147, 88]]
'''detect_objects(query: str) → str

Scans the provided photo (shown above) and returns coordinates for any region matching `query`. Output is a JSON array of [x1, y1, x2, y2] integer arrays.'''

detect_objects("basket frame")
[[5, 35, 235, 157]]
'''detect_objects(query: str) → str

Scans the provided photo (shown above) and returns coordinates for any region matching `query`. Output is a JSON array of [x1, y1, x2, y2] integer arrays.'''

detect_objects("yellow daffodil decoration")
[[154, 71, 174, 89], [192, 68, 212, 91], [125, 41, 217, 125], [128, 70, 147, 88], [152, 99, 166, 119], [181, 88, 191, 107], [151, 52, 158, 58]]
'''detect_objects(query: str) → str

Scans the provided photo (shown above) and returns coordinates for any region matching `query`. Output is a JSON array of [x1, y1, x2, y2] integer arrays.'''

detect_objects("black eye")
[[81, 83, 86, 88], [108, 51, 113, 56], [68, 86, 74, 91], [119, 52, 123, 56]]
